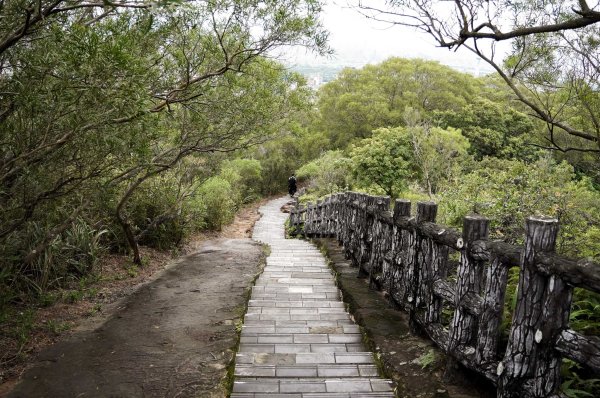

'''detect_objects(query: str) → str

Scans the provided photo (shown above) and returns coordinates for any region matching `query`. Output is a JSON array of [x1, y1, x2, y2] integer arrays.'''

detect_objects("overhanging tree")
[[355, 0, 600, 154], [0, 0, 328, 285]]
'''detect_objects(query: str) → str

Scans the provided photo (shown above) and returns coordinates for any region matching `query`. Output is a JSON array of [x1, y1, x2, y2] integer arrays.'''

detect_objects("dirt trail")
[[2, 199, 272, 398], [7, 238, 264, 398]]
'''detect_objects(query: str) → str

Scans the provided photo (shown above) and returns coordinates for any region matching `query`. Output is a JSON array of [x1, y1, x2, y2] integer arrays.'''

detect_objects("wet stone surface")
[[231, 197, 395, 397]]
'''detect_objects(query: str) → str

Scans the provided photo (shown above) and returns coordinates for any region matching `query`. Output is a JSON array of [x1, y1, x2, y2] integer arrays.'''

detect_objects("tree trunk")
[[117, 214, 142, 265], [114, 171, 162, 265]]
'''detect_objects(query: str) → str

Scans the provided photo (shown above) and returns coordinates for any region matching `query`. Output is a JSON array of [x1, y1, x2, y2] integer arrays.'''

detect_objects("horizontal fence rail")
[[288, 192, 600, 398]]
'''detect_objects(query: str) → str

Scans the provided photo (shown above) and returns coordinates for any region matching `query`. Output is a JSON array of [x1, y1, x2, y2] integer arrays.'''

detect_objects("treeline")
[[293, 58, 600, 396], [0, 0, 328, 307], [296, 57, 600, 260]]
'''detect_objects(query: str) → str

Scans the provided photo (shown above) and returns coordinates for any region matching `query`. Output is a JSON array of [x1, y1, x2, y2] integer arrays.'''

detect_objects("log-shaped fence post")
[[357, 194, 373, 276], [315, 199, 322, 237], [475, 247, 512, 368], [306, 203, 314, 237], [423, 232, 450, 325], [290, 207, 297, 236], [367, 196, 391, 288], [387, 199, 411, 308], [408, 201, 438, 333], [315, 199, 322, 236], [344, 192, 359, 262], [332, 194, 340, 238], [336, 194, 344, 244], [349, 193, 367, 269], [323, 196, 331, 236], [298, 204, 305, 236], [498, 217, 572, 398], [340, 192, 353, 248], [358, 195, 372, 277], [446, 215, 489, 379], [328, 195, 336, 237]]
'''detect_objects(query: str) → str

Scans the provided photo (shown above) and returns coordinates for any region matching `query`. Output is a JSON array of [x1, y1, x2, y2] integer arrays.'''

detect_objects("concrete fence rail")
[[288, 192, 600, 398]]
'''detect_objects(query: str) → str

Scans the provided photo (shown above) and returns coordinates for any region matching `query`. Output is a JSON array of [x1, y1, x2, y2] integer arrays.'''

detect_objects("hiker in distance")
[[288, 174, 297, 197]]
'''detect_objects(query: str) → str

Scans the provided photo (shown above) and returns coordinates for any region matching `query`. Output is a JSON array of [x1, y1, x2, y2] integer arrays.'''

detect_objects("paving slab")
[[233, 197, 395, 397]]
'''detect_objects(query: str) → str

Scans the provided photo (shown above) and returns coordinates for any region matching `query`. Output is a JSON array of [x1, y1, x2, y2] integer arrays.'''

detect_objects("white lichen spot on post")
[[497, 361, 505, 376], [535, 329, 543, 344]]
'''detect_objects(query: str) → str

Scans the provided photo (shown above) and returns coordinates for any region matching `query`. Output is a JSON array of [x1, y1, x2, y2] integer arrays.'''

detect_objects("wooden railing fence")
[[288, 192, 600, 398]]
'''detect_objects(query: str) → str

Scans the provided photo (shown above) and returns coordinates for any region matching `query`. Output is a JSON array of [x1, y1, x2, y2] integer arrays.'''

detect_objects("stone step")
[[231, 393, 395, 398], [238, 343, 364, 353], [231, 378, 394, 394], [251, 294, 341, 300], [248, 300, 345, 308], [243, 313, 352, 322], [235, 352, 375, 365], [237, 333, 363, 344], [252, 287, 340, 293], [242, 320, 355, 328], [241, 198, 396, 396], [234, 364, 379, 378]]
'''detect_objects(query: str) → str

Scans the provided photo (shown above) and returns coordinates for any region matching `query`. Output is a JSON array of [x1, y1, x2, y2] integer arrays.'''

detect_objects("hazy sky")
[[279, 1, 501, 75]]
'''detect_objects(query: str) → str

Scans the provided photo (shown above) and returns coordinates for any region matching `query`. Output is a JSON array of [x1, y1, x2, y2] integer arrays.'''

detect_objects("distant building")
[[307, 74, 323, 89]]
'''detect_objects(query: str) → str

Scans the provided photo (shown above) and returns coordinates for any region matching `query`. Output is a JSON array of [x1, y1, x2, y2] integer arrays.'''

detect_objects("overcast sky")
[[279, 1, 501, 75]]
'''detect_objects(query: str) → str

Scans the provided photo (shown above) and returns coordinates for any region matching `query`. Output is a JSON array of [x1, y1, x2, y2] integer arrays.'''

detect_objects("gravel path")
[[231, 197, 395, 397]]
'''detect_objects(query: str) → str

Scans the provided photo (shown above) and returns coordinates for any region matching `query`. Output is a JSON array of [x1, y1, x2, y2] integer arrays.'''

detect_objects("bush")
[[196, 177, 237, 230], [125, 174, 194, 250], [297, 150, 351, 196], [253, 135, 305, 195], [0, 217, 107, 306], [219, 158, 263, 204], [438, 156, 600, 259]]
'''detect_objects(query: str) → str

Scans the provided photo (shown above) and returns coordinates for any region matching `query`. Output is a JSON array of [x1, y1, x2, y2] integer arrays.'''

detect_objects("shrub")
[[438, 156, 600, 259], [0, 217, 107, 306], [219, 158, 263, 204], [196, 177, 237, 230], [125, 174, 193, 250], [297, 150, 352, 196]]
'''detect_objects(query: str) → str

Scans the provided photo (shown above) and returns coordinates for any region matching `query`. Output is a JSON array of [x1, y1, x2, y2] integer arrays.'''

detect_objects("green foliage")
[[350, 127, 413, 198], [562, 360, 600, 398], [0, 218, 107, 305], [296, 150, 351, 196], [396, 188, 430, 209], [348, 124, 469, 199], [317, 57, 479, 148], [570, 289, 600, 335], [404, 108, 471, 196], [196, 177, 237, 231], [417, 348, 438, 370], [438, 157, 600, 260], [254, 135, 306, 195], [0, 0, 325, 302], [219, 159, 263, 204], [124, 171, 194, 250], [433, 97, 541, 161], [44, 320, 72, 336]]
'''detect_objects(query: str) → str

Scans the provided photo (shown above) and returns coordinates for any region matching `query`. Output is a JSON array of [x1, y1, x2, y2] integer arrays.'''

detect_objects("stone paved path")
[[231, 197, 395, 397]]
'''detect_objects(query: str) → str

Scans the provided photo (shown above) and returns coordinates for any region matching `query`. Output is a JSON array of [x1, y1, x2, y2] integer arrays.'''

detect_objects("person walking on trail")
[[288, 174, 297, 197]]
